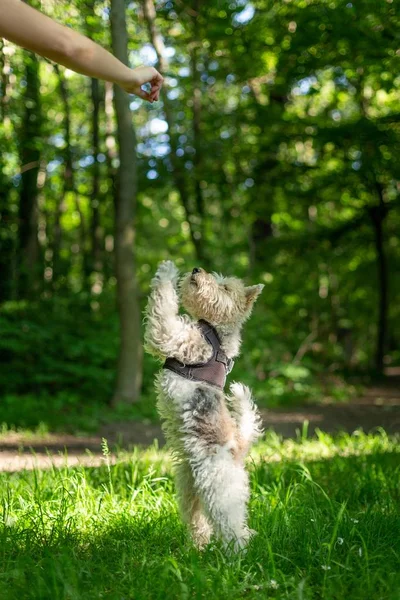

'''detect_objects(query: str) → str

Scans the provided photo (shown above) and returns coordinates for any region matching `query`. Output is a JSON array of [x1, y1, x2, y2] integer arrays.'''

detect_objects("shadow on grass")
[[0, 445, 400, 599]]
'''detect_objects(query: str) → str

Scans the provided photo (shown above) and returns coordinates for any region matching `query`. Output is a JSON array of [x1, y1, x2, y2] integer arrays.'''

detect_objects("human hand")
[[120, 65, 163, 102]]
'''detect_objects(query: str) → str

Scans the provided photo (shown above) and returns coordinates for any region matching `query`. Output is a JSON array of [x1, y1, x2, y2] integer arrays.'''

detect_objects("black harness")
[[163, 320, 234, 390]]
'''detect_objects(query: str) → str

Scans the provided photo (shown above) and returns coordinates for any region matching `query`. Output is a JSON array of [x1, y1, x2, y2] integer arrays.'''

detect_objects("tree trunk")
[[110, 0, 142, 405], [0, 161, 13, 302], [83, 2, 104, 276], [54, 65, 90, 285], [18, 52, 41, 298], [370, 183, 388, 375], [249, 216, 273, 268], [90, 77, 103, 274], [53, 65, 70, 283], [103, 80, 117, 283], [142, 0, 206, 264], [190, 0, 206, 244], [0, 40, 14, 302], [0, 39, 9, 120]]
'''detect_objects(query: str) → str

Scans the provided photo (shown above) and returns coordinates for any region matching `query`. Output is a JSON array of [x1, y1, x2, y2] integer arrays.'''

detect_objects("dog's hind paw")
[[224, 527, 257, 554]]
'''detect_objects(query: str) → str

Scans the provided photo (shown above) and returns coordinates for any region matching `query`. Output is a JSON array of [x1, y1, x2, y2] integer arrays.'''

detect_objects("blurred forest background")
[[0, 0, 399, 432]]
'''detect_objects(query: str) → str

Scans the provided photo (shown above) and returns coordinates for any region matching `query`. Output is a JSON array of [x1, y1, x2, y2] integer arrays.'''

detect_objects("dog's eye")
[[223, 285, 229, 291]]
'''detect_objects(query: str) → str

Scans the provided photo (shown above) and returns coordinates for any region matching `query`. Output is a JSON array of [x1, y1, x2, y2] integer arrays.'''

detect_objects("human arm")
[[0, 0, 163, 101]]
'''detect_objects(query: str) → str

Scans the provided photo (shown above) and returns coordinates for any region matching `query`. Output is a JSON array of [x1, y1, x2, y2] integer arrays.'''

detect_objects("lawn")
[[1, 430, 399, 600]]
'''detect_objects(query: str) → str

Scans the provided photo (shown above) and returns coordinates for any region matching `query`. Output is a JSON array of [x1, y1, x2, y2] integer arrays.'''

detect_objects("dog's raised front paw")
[[152, 260, 179, 286]]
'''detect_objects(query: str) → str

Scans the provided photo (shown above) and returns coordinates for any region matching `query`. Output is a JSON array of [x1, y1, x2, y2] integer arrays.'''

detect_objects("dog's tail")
[[227, 382, 263, 449]]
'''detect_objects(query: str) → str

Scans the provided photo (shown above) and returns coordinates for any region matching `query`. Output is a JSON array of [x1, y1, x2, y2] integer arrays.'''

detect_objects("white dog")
[[144, 261, 263, 550]]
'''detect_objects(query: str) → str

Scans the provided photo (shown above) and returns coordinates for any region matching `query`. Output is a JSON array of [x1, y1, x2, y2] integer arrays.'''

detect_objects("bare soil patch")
[[1, 375, 399, 472]]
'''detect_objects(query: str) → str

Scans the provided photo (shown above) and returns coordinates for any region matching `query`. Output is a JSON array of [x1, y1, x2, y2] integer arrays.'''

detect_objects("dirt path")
[[1, 374, 399, 472]]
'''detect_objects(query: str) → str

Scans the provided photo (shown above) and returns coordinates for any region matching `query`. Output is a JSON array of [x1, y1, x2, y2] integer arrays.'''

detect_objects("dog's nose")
[[192, 267, 201, 275]]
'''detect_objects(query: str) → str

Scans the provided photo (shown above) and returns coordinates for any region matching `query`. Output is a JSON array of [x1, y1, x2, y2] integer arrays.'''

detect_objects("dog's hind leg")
[[174, 460, 213, 548], [227, 382, 263, 456], [199, 455, 252, 551], [182, 387, 253, 551]]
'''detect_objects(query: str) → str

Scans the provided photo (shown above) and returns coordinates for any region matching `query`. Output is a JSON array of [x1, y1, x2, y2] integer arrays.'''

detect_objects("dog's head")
[[180, 268, 264, 327]]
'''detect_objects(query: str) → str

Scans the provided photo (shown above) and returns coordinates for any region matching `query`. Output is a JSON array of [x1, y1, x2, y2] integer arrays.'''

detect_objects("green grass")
[[1, 430, 400, 600]]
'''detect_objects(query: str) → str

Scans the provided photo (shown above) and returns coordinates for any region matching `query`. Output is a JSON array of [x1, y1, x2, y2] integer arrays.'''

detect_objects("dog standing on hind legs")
[[144, 260, 264, 551]]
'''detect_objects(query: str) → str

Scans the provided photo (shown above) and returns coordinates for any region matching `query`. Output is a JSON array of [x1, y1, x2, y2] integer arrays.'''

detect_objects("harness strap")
[[163, 320, 234, 389]]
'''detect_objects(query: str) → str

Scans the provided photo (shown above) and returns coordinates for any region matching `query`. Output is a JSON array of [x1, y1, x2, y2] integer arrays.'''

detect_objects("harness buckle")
[[226, 358, 234, 374], [216, 350, 234, 374]]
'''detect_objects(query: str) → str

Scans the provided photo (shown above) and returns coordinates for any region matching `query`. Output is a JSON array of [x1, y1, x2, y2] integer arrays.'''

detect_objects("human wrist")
[[113, 64, 134, 88]]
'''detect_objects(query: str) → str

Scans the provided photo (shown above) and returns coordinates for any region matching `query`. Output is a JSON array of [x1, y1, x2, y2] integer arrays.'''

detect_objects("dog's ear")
[[245, 284, 264, 310]]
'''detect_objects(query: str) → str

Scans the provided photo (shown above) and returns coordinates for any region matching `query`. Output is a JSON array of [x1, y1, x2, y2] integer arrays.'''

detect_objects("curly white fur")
[[144, 261, 264, 551]]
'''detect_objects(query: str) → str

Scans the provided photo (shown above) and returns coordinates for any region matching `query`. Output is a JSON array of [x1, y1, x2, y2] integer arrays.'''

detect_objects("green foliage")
[[0, 294, 159, 430], [1, 0, 399, 412], [0, 293, 358, 432], [0, 295, 118, 400], [0, 393, 156, 433], [0, 431, 399, 599]]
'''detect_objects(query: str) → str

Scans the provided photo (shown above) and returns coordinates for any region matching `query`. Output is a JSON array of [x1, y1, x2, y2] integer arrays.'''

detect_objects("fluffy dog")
[[144, 261, 264, 550]]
